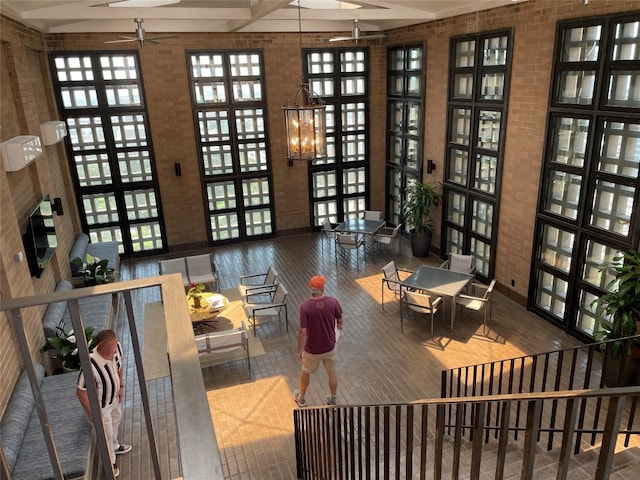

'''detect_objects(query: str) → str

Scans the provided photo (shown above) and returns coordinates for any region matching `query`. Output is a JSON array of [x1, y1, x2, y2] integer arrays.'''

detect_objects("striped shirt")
[[77, 341, 123, 408]]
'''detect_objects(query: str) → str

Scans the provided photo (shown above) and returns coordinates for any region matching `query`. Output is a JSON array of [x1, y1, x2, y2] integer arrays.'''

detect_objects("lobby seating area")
[[108, 231, 601, 479]]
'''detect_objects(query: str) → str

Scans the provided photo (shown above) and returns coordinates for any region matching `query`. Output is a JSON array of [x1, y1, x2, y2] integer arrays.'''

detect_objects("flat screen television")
[[23, 196, 58, 278]]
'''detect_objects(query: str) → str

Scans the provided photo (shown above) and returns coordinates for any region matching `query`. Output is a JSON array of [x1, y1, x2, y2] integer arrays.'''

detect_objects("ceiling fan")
[[104, 18, 178, 46], [329, 19, 386, 43]]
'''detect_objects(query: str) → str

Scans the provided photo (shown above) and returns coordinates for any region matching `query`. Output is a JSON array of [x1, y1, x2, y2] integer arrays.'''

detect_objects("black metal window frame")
[[49, 50, 167, 257], [442, 29, 514, 281], [186, 49, 275, 245], [385, 43, 426, 229], [303, 47, 371, 228], [529, 11, 640, 342]]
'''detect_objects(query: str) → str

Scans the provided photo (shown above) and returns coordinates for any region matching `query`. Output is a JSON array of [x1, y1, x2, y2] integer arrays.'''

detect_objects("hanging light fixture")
[[283, 0, 327, 165]]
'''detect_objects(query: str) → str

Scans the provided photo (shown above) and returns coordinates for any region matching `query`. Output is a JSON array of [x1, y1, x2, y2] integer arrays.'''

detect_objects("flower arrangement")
[[40, 322, 97, 371], [187, 283, 206, 308]]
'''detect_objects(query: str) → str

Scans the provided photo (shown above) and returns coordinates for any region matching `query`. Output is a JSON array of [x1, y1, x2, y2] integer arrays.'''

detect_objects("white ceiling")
[[1, 0, 528, 35]]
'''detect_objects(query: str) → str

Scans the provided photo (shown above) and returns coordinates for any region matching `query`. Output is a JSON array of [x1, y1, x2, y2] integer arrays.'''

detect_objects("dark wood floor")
[[111, 232, 595, 479]]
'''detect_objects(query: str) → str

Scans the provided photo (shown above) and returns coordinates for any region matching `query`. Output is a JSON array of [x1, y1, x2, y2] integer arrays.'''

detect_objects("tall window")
[[50, 52, 166, 255], [530, 13, 640, 340], [386, 44, 425, 227], [187, 51, 274, 243], [304, 48, 370, 227], [443, 30, 513, 280]]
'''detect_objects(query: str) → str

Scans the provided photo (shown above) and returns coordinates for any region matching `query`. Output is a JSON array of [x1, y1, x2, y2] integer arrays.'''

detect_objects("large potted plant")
[[591, 249, 640, 386], [41, 322, 97, 371], [402, 182, 442, 257], [72, 253, 115, 286]]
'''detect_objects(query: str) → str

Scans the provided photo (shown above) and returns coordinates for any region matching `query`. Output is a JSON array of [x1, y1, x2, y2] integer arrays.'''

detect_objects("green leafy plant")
[[187, 282, 205, 300], [40, 323, 97, 370], [72, 253, 115, 286], [591, 249, 640, 356], [402, 182, 442, 235]]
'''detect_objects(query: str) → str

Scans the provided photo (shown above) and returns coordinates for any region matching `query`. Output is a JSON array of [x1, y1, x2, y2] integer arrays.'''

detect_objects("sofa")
[[0, 364, 93, 480], [41, 280, 114, 339], [69, 233, 120, 280]]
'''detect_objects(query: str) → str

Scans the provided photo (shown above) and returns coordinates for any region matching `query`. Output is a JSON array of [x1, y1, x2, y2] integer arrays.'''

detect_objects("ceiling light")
[[109, 0, 180, 7], [283, 1, 327, 165], [289, 0, 360, 10]]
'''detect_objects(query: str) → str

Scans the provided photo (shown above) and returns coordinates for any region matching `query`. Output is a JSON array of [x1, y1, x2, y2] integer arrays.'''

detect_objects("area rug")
[[143, 288, 266, 379]]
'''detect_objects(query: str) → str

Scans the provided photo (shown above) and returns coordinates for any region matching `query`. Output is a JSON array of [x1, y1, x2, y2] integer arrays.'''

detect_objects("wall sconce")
[[427, 159, 436, 174], [1, 135, 43, 172], [174, 162, 182, 177], [51, 197, 64, 216], [40, 121, 67, 145]]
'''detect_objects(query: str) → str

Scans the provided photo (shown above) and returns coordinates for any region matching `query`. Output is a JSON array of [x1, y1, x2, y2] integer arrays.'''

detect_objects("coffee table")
[[187, 292, 229, 334]]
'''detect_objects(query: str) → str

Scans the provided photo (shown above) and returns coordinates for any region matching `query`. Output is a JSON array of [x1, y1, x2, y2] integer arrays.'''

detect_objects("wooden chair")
[[400, 290, 443, 337]]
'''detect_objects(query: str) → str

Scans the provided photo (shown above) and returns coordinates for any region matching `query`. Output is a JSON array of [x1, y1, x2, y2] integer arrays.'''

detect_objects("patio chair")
[[186, 253, 220, 292], [194, 320, 250, 370], [440, 252, 476, 275], [364, 210, 383, 221], [400, 290, 443, 337], [372, 224, 402, 251], [238, 266, 279, 303], [335, 232, 364, 268], [321, 218, 337, 253], [455, 279, 496, 335], [158, 257, 190, 288], [380, 260, 413, 310], [242, 283, 289, 336]]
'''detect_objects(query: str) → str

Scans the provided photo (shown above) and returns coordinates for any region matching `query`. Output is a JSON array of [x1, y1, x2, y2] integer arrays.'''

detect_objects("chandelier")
[[283, 1, 327, 164]]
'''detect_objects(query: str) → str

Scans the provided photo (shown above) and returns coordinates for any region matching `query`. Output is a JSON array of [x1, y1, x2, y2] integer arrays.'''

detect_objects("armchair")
[[455, 280, 496, 335], [321, 218, 337, 253], [195, 320, 250, 370], [364, 210, 383, 221], [238, 266, 279, 303], [440, 252, 475, 275], [372, 224, 402, 251], [242, 283, 289, 336], [158, 257, 190, 288], [380, 260, 413, 310], [400, 290, 443, 337], [335, 233, 364, 268], [186, 253, 220, 292]]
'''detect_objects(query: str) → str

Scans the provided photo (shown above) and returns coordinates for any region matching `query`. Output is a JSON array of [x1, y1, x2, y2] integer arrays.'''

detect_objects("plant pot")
[[603, 345, 640, 387], [193, 296, 201, 308], [410, 231, 433, 258]]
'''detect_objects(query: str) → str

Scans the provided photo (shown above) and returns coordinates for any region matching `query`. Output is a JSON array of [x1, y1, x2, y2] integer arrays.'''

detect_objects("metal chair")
[[238, 266, 279, 303], [364, 210, 383, 221], [455, 280, 496, 335], [186, 253, 220, 292], [400, 290, 443, 337], [335, 232, 364, 268], [380, 260, 413, 310], [372, 224, 402, 251], [158, 257, 190, 288], [242, 283, 289, 336], [321, 218, 337, 253], [440, 252, 475, 275]]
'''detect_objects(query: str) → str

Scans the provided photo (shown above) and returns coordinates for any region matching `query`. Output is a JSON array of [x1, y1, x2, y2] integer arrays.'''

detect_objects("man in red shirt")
[[294, 275, 343, 407]]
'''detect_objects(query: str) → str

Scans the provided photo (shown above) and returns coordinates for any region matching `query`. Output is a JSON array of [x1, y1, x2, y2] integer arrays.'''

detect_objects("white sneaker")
[[326, 395, 337, 405], [293, 389, 307, 407], [115, 444, 132, 455]]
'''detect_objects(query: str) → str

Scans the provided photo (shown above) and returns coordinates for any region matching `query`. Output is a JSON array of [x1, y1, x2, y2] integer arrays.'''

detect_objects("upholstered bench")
[[41, 280, 114, 339], [69, 233, 120, 283], [1, 364, 93, 480]]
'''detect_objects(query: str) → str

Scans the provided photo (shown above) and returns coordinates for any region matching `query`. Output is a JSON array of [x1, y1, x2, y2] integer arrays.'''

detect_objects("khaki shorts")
[[301, 347, 337, 374]]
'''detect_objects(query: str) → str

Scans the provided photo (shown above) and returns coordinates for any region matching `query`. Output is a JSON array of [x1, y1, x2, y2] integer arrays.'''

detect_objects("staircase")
[[294, 337, 640, 479]]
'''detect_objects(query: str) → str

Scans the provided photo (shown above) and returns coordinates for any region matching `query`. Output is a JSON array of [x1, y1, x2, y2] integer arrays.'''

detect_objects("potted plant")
[[187, 282, 206, 309], [402, 182, 442, 257], [72, 253, 115, 286], [41, 322, 97, 371], [591, 249, 640, 386]]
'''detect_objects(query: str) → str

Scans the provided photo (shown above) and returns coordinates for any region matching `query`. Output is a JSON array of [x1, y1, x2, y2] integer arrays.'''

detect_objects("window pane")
[[597, 120, 640, 178], [558, 70, 596, 104], [477, 110, 501, 151], [451, 108, 471, 145], [118, 150, 152, 183], [61, 87, 98, 108], [105, 84, 141, 107], [100, 55, 138, 80], [612, 20, 640, 61], [544, 170, 582, 220], [535, 270, 568, 319], [229, 53, 261, 76], [313, 171, 338, 198], [75, 153, 111, 186], [561, 25, 601, 62], [67, 117, 106, 151], [480, 73, 505, 101], [111, 114, 147, 148], [343, 168, 365, 194], [446, 191, 465, 226], [210, 213, 239, 241], [551, 116, 589, 167], [589, 180, 634, 236], [470, 238, 490, 277], [232, 80, 262, 102], [448, 149, 468, 186], [238, 142, 268, 172], [124, 189, 157, 220], [453, 74, 473, 99], [54, 55, 94, 81], [539, 224, 575, 273], [471, 199, 493, 239], [207, 182, 236, 210], [193, 81, 226, 104], [198, 110, 230, 142], [606, 71, 640, 108], [582, 240, 622, 289], [407, 47, 422, 70], [474, 154, 497, 194], [445, 226, 464, 253], [190, 54, 225, 78], [340, 50, 365, 72], [456, 40, 475, 67], [83, 193, 119, 224], [575, 290, 600, 336], [407, 103, 420, 135], [245, 209, 272, 236], [242, 178, 270, 207], [130, 222, 163, 252], [202, 144, 233, 175], [483, 36, 508, 66]]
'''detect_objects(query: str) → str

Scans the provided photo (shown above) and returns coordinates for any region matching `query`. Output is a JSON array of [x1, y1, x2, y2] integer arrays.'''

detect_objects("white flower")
[[71, 348, 78, 355], [67, 335, 76, 343], [68, 329, 74, 336]]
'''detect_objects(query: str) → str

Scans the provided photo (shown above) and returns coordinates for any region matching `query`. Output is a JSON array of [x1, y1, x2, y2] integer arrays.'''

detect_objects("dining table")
[[400, 264, 474, 332], [335, 218, 386, 252]]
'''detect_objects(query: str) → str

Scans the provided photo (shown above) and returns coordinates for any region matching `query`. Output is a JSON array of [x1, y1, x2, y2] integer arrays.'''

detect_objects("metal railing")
[[1, 275, 223, 480], [441, 336, 640, 451], [294, 387, 640, 480]]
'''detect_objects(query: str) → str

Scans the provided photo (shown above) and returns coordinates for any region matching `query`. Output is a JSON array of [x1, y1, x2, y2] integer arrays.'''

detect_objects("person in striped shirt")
[[77, 329, 131, 477]]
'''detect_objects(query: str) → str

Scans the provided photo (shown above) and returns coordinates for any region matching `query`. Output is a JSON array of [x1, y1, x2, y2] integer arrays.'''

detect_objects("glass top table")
[[335, 218, 386, 235], [400, 265, 473, 332], [187, 292, 229, 334]]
